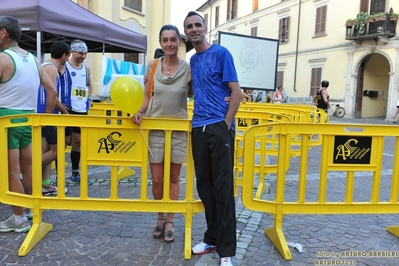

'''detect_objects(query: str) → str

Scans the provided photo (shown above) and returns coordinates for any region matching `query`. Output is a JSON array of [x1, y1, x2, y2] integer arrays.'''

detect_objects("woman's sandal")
[[163, 221, 175, 243], [153, 218, 165, 239]]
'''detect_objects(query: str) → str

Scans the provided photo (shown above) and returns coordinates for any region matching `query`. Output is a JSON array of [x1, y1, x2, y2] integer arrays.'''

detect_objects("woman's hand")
[[131, 112, 143, 126]]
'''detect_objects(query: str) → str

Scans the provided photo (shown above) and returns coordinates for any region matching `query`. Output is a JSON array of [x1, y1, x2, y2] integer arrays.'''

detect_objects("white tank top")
[[0, 49, 40, 110], [66, 61, 88, 112]]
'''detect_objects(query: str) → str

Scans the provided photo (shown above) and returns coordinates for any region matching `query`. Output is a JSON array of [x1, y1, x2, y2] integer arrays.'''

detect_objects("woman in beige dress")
[[131, 24, 193, 243]]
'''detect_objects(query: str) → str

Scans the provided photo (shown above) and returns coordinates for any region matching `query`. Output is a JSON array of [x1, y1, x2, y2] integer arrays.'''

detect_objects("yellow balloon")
[[110, 77, 144, 114]]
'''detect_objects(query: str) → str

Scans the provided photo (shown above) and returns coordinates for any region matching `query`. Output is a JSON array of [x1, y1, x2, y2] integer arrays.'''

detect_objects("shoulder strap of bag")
[[149, 59, 159, 98]]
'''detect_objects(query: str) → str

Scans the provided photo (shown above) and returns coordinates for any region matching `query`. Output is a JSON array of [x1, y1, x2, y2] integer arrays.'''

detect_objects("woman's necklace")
[[164, 59, 181, 75]]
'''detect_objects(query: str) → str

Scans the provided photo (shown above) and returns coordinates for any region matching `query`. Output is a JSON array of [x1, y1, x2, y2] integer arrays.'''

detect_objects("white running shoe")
[[192, 241, 217, 255], [220, 257, 234, 266], [0, 215, 31, 233]]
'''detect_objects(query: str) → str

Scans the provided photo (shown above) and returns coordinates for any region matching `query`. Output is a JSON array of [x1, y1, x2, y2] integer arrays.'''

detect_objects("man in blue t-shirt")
[[184, 11, 242, 266]]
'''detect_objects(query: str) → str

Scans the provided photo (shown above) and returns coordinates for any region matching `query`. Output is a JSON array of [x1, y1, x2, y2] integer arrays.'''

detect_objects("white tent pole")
[[36, 31, 42, 62]]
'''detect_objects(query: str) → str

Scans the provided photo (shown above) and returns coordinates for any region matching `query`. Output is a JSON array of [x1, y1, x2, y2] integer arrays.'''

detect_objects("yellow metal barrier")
[[189, 101, 323, 146], [234, 111, 292, 198], [91, 102, 322, 199], [239, 102, 329, 124], [241, 122, 399, 260], [0, 114, 202, 259]]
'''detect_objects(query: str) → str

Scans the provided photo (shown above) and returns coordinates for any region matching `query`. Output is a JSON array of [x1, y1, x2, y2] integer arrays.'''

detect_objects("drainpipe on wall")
[[293, 0, 302, 92], [207, 0, 212, 42]]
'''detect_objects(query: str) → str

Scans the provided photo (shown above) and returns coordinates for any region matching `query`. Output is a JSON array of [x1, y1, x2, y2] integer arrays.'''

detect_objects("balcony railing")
[[345, 16, 397, 41]]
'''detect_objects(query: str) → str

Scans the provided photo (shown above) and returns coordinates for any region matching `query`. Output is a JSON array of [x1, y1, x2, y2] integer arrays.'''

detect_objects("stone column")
[[345, 51, 355, 117]]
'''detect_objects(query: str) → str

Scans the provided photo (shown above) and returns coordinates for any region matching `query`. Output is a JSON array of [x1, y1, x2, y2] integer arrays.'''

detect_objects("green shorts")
[[0, 109, 35, 149]]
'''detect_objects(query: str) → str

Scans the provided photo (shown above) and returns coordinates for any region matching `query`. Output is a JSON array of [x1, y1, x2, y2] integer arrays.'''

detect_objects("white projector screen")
[[218, 31, 279, 91]]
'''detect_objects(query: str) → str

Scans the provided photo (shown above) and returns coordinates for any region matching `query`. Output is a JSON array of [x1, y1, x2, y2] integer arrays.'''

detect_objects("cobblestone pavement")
[[1, 117, 399, 266]]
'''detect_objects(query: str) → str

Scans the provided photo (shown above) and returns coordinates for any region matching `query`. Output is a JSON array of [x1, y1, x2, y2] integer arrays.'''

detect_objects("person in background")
[[153, 48, 165, 59], [37, 41, 70, 195], [184, 11, 242, 266], [390, 96, 399, 123], [254, 90, 272, 103], [0, 16, 56, 232], [61, 40, 92, 184], [131, 24, 193, 243], [314, 80, 330, 112], [265, 91, 273, 103], [241, 89, 252, 102], [272, 85, 285, 103]]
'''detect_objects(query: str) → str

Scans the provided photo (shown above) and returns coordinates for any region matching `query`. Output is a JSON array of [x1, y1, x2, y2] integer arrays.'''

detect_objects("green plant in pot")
[[389, 7, 399, 20], [355, 12, 368, 36], [345, 18, 357, 26]]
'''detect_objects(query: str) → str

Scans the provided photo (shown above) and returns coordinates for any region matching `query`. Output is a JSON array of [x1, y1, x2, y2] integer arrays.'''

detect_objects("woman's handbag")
[[144, 59, 159, 116]]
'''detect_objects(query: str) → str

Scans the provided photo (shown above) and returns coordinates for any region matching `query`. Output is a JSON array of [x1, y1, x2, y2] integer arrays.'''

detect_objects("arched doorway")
[[354, 53, 390, 118]]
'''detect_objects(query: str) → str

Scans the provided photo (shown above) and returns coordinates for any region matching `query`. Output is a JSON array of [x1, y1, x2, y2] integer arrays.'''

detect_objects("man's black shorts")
[[65, 110, 88, 136], [42, 126, 57, 145]]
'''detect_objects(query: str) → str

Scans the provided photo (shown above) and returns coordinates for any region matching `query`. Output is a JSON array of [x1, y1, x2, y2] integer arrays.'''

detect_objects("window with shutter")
[[277, 71, 284, 89], [370, 0, 386, 14], [315, 5, 327, 36], [310, 68, 322, 96], [251, 26, 258, 36], [124, 0, 142, 12], [232, 0, 237, 19], [227, 0, 238, 20], [279, 17, 290, 43], [204, 14, 209, 27], [215, 6, 219, 27], [360, 0, 369, 13], [227, 0, 231, 20], [253, 0, 259, 12]]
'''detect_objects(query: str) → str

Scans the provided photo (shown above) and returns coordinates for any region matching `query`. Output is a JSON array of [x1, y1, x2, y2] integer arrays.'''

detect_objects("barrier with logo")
[[4, 115, 397, 261], [241, 122, 399, 260], [89, 103, 136, 178], [0, 114, 202, 259], [90, 102, 322, 198]]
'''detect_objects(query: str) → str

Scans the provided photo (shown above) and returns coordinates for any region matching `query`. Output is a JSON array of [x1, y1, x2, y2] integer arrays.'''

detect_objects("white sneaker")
[[192, 241, 217, 255], [0, 215, 31, 233], [220, 257, 234, 266]]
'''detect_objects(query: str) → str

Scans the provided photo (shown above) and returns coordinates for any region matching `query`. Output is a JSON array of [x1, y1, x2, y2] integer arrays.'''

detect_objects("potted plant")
[[366, 12, 385, 22], [390, 12, 399, 20], [355, 12, 368, 36], [345, 18, 357, 27], [388, 7, 399, 20]]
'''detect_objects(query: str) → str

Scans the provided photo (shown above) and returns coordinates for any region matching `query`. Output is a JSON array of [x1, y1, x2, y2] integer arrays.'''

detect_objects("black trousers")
[[191, 121, 236, 258]]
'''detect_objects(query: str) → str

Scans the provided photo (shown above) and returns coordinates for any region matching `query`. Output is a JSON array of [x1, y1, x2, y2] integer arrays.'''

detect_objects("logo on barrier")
[[98, 131, 136, 154], [333, 136, 372, 164], [237, 118, 259, 127]]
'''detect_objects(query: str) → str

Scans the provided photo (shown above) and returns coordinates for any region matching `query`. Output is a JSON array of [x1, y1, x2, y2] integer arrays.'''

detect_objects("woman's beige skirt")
[[148, 130, 187, 164]]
